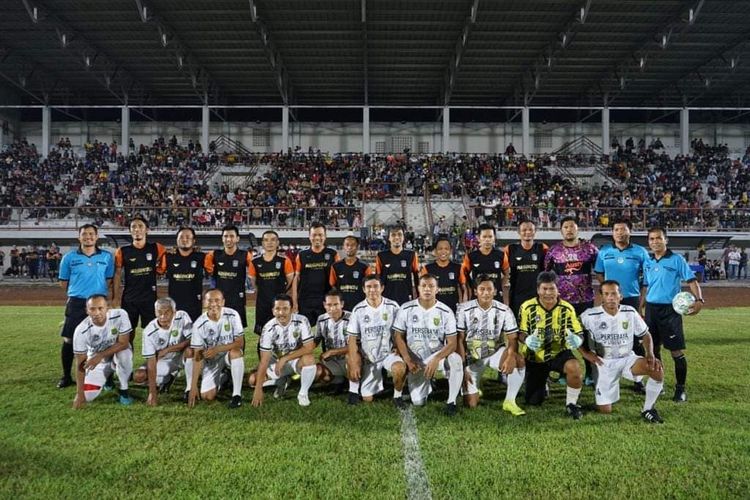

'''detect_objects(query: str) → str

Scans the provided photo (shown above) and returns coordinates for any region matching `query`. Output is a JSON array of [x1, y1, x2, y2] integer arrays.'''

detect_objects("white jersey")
[[316, 311, 351, 352], [73, 308, 132, 358], [393, 299, 457, 360], [347, 297, 400, 363], [142, 310, 193, 358], [190, 307, 244, 351], [457, 299, 518, 361], [259, 313, 313, 358], [580, 305, 648, 359]]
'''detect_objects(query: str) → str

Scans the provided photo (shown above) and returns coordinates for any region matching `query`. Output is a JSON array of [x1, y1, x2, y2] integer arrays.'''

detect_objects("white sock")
[[393, 389, 402, 398], [183, 358, 193, 392], [505, 367, 525, 402], [299, 365, 316, 397], [446, 353, 463, 404], [643, 378, 663, 411], [349, 380, 360, 393], [566, 386, 581, 406], [115, 349, 133, 390], [230, 357, 244, 397]]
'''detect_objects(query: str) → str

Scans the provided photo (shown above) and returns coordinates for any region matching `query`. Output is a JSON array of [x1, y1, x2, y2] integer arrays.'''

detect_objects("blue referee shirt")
[[59, 248, 115, 299], [643, 250, 696, 304], [594, 243, 649, 298]]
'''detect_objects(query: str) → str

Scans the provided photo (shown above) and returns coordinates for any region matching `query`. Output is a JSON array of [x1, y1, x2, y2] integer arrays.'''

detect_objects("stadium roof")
[[1, 0, 750, 109]]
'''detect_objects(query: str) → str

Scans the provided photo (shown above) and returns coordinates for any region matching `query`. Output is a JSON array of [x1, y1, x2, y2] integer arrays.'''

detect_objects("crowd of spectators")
[[1, 135, 749, 231]]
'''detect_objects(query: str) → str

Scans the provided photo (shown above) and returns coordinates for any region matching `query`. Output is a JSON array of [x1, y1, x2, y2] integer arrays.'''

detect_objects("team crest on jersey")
[[449, 272, 455, 280], [622, 320, 629, 330], [532, 254, 538, 261], [413, 315, 419, 323], [494, 261, 500, 269], [363, 315, 370, 323], [170, 329, 179, 337], [599, 322, 608, 330], [433, 316, 441, 326], [110, 327, 118, 336], [382, 312, 388, 321], [159, 338, 166, 346], [92, 335, 100, 343], [293, 328, 300, 338], [275, 261, 282, 269], [400, 260, 407, 267], [232, 260, 239, 268], [190, 260, 197, 268], [472, 317, 478, 323], [224, 323, 231, 331], [617, 257, 625, 264], [353, 271, 360, 279], [324, 254, 331, 261], [385, 263, 391, 268], [146, 253, 153, 261]]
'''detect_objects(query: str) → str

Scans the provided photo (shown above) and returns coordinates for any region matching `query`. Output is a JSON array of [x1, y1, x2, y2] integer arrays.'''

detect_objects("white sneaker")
[[297, 393, 311, 407]]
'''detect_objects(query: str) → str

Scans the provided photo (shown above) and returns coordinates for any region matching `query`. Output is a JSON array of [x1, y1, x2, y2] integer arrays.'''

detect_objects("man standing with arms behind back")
[[376, 226, 420, 305], [158, 227, 206, 322], [292, 222, 339, 325], [461, 223, 508, 302], [504, 220, 547, 316], [57, 224, 115, 389], [330, 235, 371, 312], [204, 224, 252, 328]]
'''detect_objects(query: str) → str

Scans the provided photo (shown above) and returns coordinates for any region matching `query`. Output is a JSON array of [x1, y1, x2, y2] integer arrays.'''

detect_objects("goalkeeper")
[[518, 271, 586, 420]]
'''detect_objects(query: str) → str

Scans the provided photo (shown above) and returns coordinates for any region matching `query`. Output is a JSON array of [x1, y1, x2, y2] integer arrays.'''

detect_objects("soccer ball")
[[672, 291, 696, 316]]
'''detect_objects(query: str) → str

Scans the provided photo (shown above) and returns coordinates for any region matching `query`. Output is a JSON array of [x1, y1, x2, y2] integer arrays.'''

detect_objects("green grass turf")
[[0, 306, 748, 499]]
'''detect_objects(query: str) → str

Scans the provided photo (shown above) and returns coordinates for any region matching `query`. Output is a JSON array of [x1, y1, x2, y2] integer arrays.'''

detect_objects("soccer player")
[[579, 281, 665, 423], [461, 223, 508, 301], [187, 289, 245, 409], [157, 227, 206, 322], [375, 226, 420, 305], [291, 223, 339, 325], [393, 274, 463, 415], [315, 290, 352, 388], [643, 226, 704, 403], [346, 274, 406, 407], [58, 224, 115, 389], [113, 216, 167, 343], [457, 275, 526, 416], [544, 216, 598, 385], [330, 235, 372, 312], [519, 271, 586, 420], [249, 294, 318, 407], [504, 220, 547, 316], [248, 230, 295, 341], [204, 224, 253, 328], [421, 236, 465, 313], [133, 297, 194, 406], [71, 295, 133, 408]]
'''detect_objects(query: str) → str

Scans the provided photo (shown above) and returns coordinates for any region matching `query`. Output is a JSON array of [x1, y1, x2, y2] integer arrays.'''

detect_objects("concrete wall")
[[15, 119, 750, 156]]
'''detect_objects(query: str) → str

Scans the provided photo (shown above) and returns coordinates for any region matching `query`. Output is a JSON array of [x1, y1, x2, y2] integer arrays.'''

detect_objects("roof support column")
[[201, 104, 209, 154], [601, 106, 610, 156], [281, 105, 290, 153], [521, 106, 530, 156], [362, 106, 370, 154], [680, 107, 689, 156], [41, 105, 50, 159], [121, 105, 130, 155], [442, 106, 450, 153]]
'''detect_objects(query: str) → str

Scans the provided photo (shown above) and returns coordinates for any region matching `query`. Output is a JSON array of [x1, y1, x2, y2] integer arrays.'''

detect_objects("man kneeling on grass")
[[393, 274, 463, 416], [133, 297, 194, 406], [579, 280, 665, 423], [457, 275, 526, 416], [72, 294, 133, 409], [249, 294, 317, 407], [187, 289, 245, 409]]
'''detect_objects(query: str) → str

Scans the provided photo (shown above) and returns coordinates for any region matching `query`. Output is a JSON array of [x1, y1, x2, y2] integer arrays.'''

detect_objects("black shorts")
[[60, 297, 88, 339], [178, 301, 203, 323], [298, 302, 323, 328], [253, 301, 273, 335], [645, 303, 685, 351], [225, 298, 248, 328], [122, 298, 157, 330], [621, 296, 640, 310], [524, 350, 578, 405]]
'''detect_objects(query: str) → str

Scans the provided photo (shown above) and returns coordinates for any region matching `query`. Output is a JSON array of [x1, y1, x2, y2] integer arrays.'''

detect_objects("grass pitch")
[[0, 306, 749, 499]]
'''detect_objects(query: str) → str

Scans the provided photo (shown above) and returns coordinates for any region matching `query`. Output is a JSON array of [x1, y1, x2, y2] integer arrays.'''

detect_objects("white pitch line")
[[399, 407, 433, 500]]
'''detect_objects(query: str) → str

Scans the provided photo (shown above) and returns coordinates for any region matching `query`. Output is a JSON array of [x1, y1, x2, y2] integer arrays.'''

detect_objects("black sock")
[[673, 354, 687, 387], [120, 388, 129, 397], [61, 342, 74, 379]]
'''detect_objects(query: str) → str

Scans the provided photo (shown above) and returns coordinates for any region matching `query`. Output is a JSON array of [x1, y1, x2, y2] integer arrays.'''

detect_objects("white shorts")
[[361, 353, 403, 398], [464, 347, 506, 396], [138, 354, 183, 385], [200, 353, 233, 394], [322, 356, 347, 378], [407, 351, 462, 405], [264, 358, 303, 382], [83, 348, 133, 401], [595, 353, 640, 405]]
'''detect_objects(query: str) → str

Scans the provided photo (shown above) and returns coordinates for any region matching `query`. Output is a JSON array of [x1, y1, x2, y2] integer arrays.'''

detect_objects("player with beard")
[[157, 227, 206, 321]]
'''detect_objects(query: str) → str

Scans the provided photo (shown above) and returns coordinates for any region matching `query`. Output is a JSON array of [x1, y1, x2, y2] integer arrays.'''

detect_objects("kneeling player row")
[[71, 273, 666, 423]]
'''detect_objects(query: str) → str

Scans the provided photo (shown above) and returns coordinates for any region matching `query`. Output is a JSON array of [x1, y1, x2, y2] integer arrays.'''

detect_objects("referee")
[[57, 224, 115, 388], [643, 226, 704, 403]]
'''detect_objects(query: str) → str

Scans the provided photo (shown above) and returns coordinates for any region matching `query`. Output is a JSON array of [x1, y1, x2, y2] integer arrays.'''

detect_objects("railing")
[[0, 205, 364, 231], [423, 181, 435, 233]]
